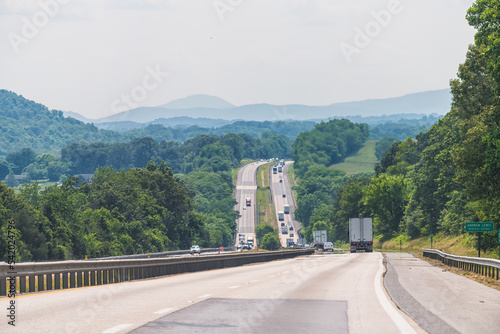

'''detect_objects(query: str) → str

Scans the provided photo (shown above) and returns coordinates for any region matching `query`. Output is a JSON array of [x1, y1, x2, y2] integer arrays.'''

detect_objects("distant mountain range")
[[65, 89, 452, 124]]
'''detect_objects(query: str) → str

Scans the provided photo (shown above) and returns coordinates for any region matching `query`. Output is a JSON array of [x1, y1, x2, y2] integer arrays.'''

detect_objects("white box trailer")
[[283, 204, 290, 214], [278, 211, 284, 221], [349, 218, 373, 253]]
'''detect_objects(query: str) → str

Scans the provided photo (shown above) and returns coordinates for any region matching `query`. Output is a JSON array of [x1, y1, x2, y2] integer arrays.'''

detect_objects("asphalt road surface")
[[271, 161, 300, 247], [234, 161, 265, 248], [2, 252, 499, 333]]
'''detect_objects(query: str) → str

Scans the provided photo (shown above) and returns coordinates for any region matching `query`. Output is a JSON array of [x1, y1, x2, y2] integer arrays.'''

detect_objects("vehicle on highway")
[[305, 244, 310, 248], [242, 243, 251, 250], [279, 179, 282, 183], [247, 236, 254, 247], [278, 211, 284, 221], [273, 167, 277, 174], [284, 204, 290, 214], [281, 227, 288, 234], [281, 222, 285, 226], [236, 244, 242, 251], [349, 217, 373, 253], [282, 194, 286, 198], [246, 198, 251, 206], [242, 206, 246, 210], [290, 233, 294, 237], [324, 242, 333, 252], [289, 226, 293, 231], [239, 234, 245, 243], [191, 245, 201, 254]]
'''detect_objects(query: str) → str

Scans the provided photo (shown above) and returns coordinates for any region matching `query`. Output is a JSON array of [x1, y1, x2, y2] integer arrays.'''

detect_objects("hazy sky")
[[0, 0, 476, 119]]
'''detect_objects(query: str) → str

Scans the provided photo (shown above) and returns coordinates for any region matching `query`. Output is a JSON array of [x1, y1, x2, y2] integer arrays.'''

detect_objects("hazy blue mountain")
[[159, 94, 235, 109], [92, 89, 451, 123], [96, 117, 234, 132]]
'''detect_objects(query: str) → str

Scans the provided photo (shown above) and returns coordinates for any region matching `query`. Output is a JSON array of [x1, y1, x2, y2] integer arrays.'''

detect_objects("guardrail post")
[[70, 272, 76, 288], [83, 271, 89, 286], [46, 274, 52, 290], [0, 277, 6, 296], [62, 273, 68, 289], [103, 270, 108, 284], [20, 276, 26, 293], [77, 272, 83, 287], [29, 275, 36, 292], [37, 275, 44, 291], [97, 270, 102, 285], [90, 271, 96, 285]]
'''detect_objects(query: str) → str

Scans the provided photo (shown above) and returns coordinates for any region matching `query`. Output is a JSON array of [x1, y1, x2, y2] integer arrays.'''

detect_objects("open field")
[[329, 140, 378, 174]]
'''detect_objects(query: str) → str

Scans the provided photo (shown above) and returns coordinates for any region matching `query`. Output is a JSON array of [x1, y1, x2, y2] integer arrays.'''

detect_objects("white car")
[[190, 245, 201, 254], [324, 242, 333, 252]]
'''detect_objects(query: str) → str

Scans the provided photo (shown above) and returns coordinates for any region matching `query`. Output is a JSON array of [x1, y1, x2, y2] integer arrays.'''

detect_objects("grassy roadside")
[[256, 162, 277, 229], [375, 233, 500, 259], [286, 163, 299, 207], [329, 140, 378, 174]]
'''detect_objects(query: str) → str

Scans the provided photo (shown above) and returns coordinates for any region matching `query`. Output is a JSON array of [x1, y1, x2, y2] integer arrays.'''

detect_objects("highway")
[[234, 161, 265, 248], [3, 252, 499, 333], [2, 252, 499, 333], [271, 161, 300, 247]]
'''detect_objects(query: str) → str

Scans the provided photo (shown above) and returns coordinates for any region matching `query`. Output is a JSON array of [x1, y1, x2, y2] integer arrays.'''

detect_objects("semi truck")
[[283, 204, 290, 214], [273, 167, 277, 174], [286, 238, 294, 248], [278, 166, 282, 173], [312, 230, 327, 250], [281, 227, 288, 234], [246, 198, 251, 206], [349, 217, 373, 253], [278, 211, 284, 221], [247, 236, 254, 247]]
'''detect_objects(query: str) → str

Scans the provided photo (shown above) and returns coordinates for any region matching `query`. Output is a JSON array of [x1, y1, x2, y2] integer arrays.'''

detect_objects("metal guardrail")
[[423, 249, 500, 280], [0, 249, 314, 296]]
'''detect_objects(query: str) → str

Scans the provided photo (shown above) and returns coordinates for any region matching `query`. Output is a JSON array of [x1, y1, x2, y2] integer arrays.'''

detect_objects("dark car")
[[282, 194, 286, 198]]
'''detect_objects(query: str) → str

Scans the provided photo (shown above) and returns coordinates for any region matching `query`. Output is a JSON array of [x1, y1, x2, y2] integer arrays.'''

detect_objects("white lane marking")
[[251, 279, 259, 283], [154, 307, 175, 315], [229, 285, 240, 289], [374, 255, 417, 334], [102, 323, 133, 333], [198, 293, 212, 298]]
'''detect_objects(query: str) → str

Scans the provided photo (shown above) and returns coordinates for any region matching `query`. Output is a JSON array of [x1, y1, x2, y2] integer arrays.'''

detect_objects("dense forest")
[[0, 129, 291, 261], [293, 0, 500, 252]]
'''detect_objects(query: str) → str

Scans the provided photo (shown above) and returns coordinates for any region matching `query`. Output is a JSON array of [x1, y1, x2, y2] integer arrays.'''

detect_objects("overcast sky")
[[0, 0, 477, 119]]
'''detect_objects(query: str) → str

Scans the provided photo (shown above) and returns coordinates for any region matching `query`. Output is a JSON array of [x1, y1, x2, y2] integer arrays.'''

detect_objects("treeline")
[[0, 130, 292, 261], [61, 132, 290, 175], [292, 119, 369, 178], [0, 163, 204, 261], [294, 0, 500, 252]]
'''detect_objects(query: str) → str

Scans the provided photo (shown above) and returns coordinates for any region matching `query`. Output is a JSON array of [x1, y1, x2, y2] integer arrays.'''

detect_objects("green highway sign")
[[465, 222, 494, 232]]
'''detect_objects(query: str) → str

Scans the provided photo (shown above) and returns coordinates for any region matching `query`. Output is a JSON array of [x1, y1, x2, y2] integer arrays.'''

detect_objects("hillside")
[[0, 90, 121, 157], [329, 140, 378, 174]]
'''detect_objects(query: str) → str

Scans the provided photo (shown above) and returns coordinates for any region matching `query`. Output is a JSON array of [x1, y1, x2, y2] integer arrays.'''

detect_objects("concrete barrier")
[[0, 249, 314, 296]]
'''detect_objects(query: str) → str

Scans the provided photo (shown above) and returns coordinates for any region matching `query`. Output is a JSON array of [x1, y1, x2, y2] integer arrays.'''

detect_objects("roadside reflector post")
[[85, 255, 88, 260]]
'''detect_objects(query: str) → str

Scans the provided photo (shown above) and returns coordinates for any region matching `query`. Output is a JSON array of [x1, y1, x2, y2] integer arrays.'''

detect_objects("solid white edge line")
[[102, 323, 133, 333], [154, 307, 176, 315], [198, 294, 212, 298], [374, 254, 417, 334]]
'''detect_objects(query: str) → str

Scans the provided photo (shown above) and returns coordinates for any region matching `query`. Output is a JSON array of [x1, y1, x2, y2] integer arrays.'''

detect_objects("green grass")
[[329, 140, 378, 174], [375, 233, 500, 259], [256, 162, 277, 228]]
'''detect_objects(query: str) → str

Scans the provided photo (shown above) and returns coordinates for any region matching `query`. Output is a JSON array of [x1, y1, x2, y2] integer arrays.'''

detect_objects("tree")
[[5, 171, 19, 188], [363, 174, 408, 240], [260, 233, 281, 250], [6, 148, 36, 174]]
